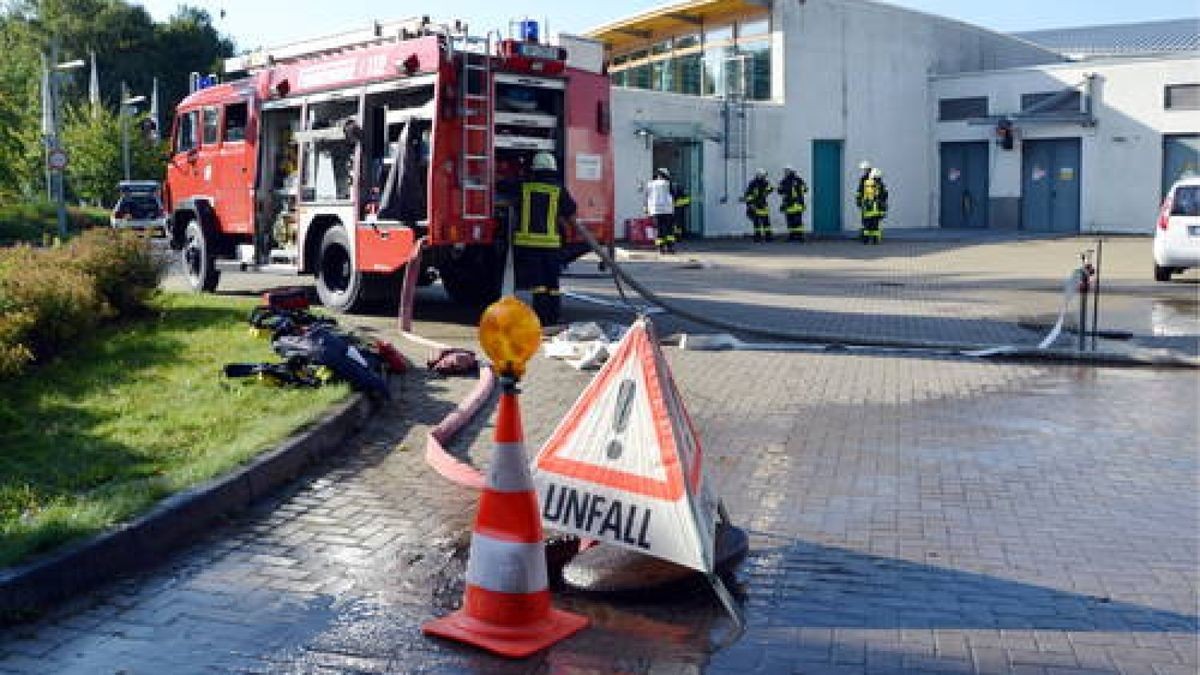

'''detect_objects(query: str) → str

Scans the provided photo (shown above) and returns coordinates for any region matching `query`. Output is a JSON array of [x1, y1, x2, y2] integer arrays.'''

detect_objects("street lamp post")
[[120, 82, 147, 182], [44, 46, 85, 241]]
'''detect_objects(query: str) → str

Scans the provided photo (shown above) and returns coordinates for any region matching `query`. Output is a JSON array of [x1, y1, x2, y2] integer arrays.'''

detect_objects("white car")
[[1154, 176, 1200, 282], [110, 181, 167, 236]]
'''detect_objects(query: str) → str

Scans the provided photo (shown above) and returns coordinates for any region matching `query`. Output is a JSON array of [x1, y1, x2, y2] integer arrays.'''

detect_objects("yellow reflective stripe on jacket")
[[515, 182, 561, 248], [674, 195, 691, 207]]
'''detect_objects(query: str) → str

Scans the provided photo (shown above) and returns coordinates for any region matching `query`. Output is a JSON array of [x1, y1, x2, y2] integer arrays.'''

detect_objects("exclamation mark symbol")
[[606, 378, 636, 460]]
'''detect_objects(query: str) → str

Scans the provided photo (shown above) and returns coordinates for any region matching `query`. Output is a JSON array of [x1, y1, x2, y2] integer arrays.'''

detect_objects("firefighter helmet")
[[532, 152, 557, 173], [869, 168, 882, 179], [859, 160, 871, 171], [656, 167, 670, 179]]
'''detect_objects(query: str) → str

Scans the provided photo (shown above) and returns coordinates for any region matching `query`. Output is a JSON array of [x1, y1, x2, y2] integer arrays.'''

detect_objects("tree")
[[0, 16, 45, 202], [0, 1, 235, 204], [60, 103, 164, 205]]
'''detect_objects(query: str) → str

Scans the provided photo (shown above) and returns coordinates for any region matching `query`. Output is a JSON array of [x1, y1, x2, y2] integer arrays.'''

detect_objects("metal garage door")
[[940, 142, 990, 229], [1022, 138, 1081, 233]]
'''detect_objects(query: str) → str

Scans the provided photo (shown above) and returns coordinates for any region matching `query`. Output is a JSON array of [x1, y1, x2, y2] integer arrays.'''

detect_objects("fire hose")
[[568, 222, 1198, 369], [398, 237, 489, 489], [402, 225, 1195, 490]]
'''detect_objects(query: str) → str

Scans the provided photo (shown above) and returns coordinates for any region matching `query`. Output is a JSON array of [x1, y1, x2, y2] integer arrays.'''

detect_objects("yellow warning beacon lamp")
[[479, 295, 542, 380]]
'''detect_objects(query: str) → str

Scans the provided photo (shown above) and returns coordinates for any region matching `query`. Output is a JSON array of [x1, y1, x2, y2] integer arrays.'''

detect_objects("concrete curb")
[[0, 393, 374, 623]]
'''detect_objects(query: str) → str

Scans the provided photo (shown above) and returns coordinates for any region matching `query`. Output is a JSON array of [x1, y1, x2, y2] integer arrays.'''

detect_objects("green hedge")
[[0, 228, 165, 377], [0, 202, 110, 246]]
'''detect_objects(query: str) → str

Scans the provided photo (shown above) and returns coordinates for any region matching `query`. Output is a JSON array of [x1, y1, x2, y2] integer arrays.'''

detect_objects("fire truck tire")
[[316, 226, 367, 313], [182, 219, 220, 292], [439, 250, 502, 307]]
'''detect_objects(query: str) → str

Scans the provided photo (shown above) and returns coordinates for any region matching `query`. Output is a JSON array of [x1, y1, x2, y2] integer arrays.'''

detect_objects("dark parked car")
[[111, 180, 166, 236]]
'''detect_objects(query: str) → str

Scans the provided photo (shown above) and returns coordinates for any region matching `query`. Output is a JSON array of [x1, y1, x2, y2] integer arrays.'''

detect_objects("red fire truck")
[[165, 18, 613, 312]]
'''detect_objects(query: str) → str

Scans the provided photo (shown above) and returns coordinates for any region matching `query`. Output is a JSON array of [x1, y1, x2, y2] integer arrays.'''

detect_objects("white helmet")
[[859, 160, 871, 171], [656, 167, 671, 179], [869, 168, 882, 179], [532, 152, 557, 172]]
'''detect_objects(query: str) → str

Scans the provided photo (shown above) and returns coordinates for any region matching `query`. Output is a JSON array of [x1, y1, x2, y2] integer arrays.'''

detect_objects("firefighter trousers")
[[860, 216, 883, 244], [749, 212, 773, 241], [514, 247, 563, 325], [653, 213, 676, 252], [785, 211, 805, 241]]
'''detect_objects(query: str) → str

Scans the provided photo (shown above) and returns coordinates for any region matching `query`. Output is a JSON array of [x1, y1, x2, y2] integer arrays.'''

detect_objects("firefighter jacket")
[[515, 172, 577, 249], [854, 171, 871, 209], [743, 176, 772, 216], [859, 177, 889, 219], [778, 174, 808, 214], [646, 178, 674, 216]]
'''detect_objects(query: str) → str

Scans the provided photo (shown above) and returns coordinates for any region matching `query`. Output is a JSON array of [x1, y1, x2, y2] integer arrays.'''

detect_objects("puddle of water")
[[1151, 298, 1200, 337]]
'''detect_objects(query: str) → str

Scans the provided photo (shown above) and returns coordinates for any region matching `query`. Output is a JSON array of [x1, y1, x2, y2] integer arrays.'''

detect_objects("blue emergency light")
[[189, 72, 219, 93], [520, 20, 539, 42]]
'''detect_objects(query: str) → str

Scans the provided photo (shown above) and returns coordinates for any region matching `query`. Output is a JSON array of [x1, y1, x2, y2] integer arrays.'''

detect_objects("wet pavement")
[[1, 234, 1197, 674]]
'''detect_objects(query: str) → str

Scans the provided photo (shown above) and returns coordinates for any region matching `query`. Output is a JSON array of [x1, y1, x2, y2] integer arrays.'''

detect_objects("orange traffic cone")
[[422, 382, 588, 658]]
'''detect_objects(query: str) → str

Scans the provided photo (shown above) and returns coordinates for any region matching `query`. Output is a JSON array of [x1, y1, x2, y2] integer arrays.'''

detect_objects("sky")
[[134, 0, 1198, 53]]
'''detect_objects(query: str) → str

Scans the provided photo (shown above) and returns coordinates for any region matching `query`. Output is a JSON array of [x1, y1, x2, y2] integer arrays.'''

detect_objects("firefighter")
[[854, 160, 872, 211], [646, 168, 676, 254], [778, 166, 808, 241], [858, 167, 888, 244], [742, 168, 774, 242], [515, 151, 577, 325], [671, 175, 691, 244]]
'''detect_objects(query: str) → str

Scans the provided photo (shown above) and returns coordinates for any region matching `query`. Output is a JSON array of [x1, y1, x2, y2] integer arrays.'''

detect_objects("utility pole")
[[121, 82, 130, 181], [45, 44, 84, 241], [121, 82, 147, 181]]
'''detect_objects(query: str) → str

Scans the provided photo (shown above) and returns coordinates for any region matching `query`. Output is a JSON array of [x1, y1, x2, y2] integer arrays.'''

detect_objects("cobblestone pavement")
[[1, 235, 1196, 674]]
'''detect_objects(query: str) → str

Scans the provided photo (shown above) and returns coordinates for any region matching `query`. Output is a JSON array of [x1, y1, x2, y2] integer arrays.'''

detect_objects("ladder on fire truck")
[[453, 33, 495, 223]]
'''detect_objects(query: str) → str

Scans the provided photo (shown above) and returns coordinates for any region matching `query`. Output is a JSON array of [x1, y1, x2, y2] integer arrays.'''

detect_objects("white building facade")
[[587, 0, 1200, 236], [933, 55, 1200, 233]]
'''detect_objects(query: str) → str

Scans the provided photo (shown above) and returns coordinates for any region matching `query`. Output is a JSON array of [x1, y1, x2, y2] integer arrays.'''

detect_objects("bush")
[[66, 229, 165, 315], [0, 230, 164, 377]]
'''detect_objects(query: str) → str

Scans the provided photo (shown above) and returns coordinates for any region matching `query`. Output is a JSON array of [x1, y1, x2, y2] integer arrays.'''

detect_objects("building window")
[[674, 33, 700, 51], [736, 41, 771, 101], [627, 63, 651, 90], [607, 14, 772, 100], [651, 59, 672, 92], [737, 16, 769, 39], [702, 46, 730, 97], [704, 23, 733, 45], [1021, 90, 1081, 113], [675, 51, 703, 95], [939, 96, 988, 121], [1165, 84, 1200, 110]]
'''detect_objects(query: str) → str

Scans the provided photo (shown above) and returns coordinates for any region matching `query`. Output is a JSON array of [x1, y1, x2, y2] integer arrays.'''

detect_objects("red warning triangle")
[[536, 320, 699, 500]]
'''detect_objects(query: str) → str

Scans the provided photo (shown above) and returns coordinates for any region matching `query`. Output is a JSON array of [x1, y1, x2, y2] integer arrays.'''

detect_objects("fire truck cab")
[[165, 18, 613, 313]]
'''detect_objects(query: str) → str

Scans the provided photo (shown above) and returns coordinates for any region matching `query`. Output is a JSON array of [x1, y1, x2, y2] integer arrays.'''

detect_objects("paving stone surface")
[[2, 234, 1196, 674]]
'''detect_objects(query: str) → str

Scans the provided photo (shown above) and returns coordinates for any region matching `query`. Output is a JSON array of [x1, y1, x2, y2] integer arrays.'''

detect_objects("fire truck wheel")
[[439, 249, 502, 307], [316, 226, 366, 313], [182, 219, 220, 292]]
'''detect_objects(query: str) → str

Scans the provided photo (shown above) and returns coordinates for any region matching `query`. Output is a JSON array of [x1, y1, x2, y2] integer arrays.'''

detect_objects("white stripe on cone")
[[487, 442, 536, 493], [464, 532, 549, 594]]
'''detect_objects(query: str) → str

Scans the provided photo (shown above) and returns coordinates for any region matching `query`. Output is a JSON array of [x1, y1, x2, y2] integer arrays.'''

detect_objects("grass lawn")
[[0, 202, 110, 245], [0, 292, 350, 568]]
